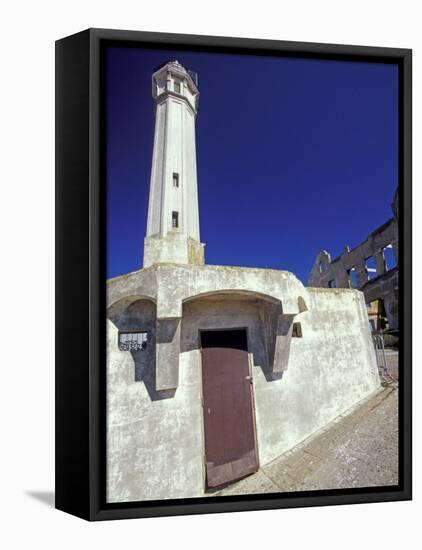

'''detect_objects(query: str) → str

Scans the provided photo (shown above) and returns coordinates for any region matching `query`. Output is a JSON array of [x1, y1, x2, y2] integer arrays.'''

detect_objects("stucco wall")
[[253, 288, 379, 465], [106, 286, 379, 502], [107, 299, 204, 503]]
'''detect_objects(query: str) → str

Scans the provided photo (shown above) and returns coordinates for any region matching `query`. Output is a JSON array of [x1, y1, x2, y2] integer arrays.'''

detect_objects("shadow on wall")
[[179, 295, 288, 382], [107, 293, 304, 397], [107, 298, 175, 401]]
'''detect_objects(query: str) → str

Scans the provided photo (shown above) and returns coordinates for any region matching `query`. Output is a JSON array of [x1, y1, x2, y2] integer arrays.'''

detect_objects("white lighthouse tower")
[[143, 61, 205, 267]]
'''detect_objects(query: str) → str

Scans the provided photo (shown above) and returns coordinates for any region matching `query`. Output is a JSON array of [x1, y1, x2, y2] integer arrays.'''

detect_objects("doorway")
[[200, 329, 258, 488]]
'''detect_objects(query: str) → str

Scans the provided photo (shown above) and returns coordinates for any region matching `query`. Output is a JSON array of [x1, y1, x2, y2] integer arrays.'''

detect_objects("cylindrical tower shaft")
[[143, 61, 204, 267]]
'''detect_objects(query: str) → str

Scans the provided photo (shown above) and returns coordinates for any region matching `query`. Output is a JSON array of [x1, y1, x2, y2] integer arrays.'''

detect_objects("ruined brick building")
[[308, 190, 399, 332]]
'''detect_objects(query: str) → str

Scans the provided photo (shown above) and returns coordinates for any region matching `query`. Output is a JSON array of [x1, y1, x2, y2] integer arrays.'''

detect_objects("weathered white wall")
[[253, 288, 379, 464], [143, 233, 205, 267], [107, 299, 205, 503], [106, 286, 379, 503]]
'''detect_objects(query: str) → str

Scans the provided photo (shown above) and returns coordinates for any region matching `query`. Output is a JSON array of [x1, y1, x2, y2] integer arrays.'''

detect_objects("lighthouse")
[[143, 61, 205, 267]]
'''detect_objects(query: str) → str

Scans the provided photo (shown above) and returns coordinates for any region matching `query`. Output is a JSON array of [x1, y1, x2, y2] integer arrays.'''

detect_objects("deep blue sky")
[[106, 46, 398, 283]]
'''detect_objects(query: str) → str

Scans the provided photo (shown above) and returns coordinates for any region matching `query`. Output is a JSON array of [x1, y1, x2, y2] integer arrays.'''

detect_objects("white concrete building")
[[106, 61, 380, 503]]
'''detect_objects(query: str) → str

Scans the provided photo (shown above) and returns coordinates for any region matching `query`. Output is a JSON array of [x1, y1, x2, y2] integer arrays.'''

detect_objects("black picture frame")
[[55, 28, 412, 521]]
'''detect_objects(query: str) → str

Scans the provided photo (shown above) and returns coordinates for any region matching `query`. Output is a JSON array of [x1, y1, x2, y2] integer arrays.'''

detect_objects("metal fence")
[[372, 332, 397, 385]]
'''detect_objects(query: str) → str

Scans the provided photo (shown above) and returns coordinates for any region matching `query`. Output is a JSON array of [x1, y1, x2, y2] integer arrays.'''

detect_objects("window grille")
[[118, 332, 148, 351]]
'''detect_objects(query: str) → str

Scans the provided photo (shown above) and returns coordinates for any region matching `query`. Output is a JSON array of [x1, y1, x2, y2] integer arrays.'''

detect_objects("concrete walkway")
[[214, 384, 398, 496]]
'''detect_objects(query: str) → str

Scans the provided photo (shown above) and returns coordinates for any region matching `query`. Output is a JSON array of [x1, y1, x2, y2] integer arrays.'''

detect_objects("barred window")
[[118, 332, 148, 351]]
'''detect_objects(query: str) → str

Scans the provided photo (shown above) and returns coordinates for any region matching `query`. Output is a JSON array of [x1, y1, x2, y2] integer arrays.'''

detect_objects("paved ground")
[[214, 383, 398, 496]]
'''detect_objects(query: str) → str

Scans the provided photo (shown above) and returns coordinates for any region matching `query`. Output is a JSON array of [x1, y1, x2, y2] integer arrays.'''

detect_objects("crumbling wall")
[[308, 190, 399, 330]]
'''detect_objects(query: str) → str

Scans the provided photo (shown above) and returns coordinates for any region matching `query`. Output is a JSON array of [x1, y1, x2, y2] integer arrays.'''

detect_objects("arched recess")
[[107, 294, 156, 318], [308, 250, 332, 286], [180, 289, 306, 380], [106, 295, 175, 400], [180, 290, 280, 380], [182, 289, 282, 307]]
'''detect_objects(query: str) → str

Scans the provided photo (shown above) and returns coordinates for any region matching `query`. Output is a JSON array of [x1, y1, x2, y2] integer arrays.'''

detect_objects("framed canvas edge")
[[56, 28, 412, 522]]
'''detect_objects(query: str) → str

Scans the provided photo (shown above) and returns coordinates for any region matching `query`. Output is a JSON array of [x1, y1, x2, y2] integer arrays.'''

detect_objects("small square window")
[[172, 173, 179, 187], [174, 81, 181, 93], [292, 323, 303, 338], [118, 332, 147, 351], [172, 211, 179, 228]]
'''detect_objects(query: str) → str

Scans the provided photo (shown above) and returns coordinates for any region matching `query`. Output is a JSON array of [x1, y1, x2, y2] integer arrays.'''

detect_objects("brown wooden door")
[[201, 329, 258, 488]]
